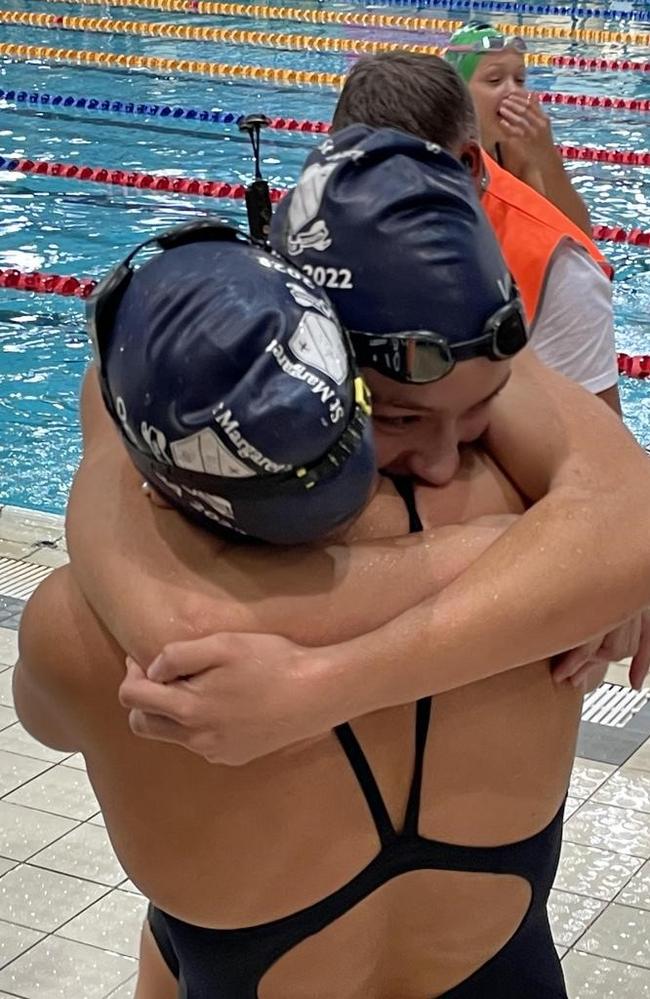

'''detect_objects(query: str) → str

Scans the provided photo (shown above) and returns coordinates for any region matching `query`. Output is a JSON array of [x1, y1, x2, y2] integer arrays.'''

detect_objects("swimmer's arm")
[[14, 570, 85, 752], [67, 451, 507, 661], [13, 660, 78, 752], [321, 350, 650, 707], [67, 368, 514, 660], [536, 157, 592, 237]]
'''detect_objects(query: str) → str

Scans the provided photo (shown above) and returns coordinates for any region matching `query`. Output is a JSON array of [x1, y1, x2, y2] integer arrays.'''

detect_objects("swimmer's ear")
[[458, 144, 485, 196], [459, 144, 482, 177], [141, 482, 173, 509]]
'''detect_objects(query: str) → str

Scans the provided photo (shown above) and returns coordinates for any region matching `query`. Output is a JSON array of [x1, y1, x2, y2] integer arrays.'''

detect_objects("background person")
[[444, 21, 592, 235], [330, 53, 621, 414]]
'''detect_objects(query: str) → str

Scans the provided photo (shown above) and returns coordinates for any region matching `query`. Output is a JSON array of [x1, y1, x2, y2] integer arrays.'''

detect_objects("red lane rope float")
[[538, 92, 650, 112], [558, 146, 650, 167], [4, 156, 650, 245], [592, 225, 650, 245], [549, 55, 650, 73], [618, 354, 650, 379], [0, 156, 285, 201], [1, 269, 649, 380], [0, 267, 96, 298]]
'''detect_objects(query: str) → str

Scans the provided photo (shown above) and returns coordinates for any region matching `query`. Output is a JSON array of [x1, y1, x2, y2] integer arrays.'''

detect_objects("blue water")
[[0, 0, 649, 512]]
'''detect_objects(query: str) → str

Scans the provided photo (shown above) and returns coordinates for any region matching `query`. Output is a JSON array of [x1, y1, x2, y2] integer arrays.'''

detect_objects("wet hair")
[[331, 53, 478, 149]]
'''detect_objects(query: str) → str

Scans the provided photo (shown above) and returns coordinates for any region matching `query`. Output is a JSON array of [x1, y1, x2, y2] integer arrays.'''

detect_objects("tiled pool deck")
[[1, 504, 650, 998]]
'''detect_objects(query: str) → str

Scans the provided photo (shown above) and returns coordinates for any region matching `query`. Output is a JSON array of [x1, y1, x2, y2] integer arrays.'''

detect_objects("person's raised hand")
[[498, 92, 555, 156]]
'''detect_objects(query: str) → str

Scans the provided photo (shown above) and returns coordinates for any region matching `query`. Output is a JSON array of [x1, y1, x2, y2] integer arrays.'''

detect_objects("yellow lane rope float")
[[1, 11, 636, 66], [0, 10, 448, 55], [0, 42, 345, 86], [38, 0, 650, 47]]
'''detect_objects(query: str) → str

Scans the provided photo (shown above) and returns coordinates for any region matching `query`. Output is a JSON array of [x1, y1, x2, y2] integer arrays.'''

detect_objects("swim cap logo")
[[286, 146, 365, 257], [289, 312, 348, 386], [212, 408, 291, 475], [286, 282, 335, 320], [285, 161, 338, 256], [170, 428, 256, 478]]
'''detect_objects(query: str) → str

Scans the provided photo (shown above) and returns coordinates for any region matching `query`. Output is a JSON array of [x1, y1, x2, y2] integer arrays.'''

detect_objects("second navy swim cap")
[[270, 125, 517, 344], [89, 222, 375, 545]]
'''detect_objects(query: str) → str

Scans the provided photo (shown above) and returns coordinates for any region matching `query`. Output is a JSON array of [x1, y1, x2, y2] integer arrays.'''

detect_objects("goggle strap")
[[119, 401, 370, 501], [446, 36, 526, 53]]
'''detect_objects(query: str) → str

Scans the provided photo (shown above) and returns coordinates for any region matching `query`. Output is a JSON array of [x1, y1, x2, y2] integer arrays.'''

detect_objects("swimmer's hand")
[[118, 520, 515, 764], [498, 92, 555, 163], [119, 635, 340, 765], [552, 609, 650, 692]]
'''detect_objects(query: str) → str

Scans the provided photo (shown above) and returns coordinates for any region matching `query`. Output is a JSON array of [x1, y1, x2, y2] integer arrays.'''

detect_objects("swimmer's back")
[[18, 457, 580, 998]]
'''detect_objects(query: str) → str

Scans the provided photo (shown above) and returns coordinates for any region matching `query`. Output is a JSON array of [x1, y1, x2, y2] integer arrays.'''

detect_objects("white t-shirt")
[[529, 242, 619, 394]]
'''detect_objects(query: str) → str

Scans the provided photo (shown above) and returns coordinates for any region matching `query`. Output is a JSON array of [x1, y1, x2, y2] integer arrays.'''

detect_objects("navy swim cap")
[[89, 223, 375, 545], [270, 125, 518, 345]]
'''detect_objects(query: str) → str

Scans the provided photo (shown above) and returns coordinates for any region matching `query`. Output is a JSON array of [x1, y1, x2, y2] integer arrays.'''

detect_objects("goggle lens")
[[352, 298, 528, 384]]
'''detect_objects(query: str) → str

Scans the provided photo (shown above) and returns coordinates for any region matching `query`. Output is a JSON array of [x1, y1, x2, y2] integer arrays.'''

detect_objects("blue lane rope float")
[[339, 0, 650, 22], [0, 87, 243, 124]]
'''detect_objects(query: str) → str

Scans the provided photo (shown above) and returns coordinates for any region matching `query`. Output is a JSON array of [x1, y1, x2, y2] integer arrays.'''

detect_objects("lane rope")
[[0, 43, 344, 87], [3, 43, 650, 88], [36, 0, 650, 46], [2, 13, 649, 70], [5, 84, 649, 115], [282, 0, 649, 21], [1, 267, 648, 381], [3, 153, 649, 245], [0, 154, 285, 201], [4, 88, 649, 165]]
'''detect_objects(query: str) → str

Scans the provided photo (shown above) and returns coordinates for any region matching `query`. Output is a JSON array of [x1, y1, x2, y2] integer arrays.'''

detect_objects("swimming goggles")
[[350, 297, 528, 384], [446, 35, 527, 54]]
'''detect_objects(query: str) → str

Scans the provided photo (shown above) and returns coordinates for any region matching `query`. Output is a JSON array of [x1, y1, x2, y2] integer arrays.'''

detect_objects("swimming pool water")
[[1, 0, 649, 512]]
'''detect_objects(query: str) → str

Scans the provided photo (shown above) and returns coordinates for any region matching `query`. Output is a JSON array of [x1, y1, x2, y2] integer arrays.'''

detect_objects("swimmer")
[[17, 135, 650, 997], [444, 21, 592, 235], [12, 168, 588, 999], [102, 127, 650, 767], [332, 53, 621, 413]]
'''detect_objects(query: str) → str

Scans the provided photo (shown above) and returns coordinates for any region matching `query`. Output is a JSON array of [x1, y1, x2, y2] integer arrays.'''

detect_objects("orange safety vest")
[[481, 153, 613, 328]]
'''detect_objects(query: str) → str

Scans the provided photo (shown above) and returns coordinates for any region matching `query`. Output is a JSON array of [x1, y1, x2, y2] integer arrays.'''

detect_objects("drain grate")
[[581, 682, 650, 728], [0, 556, 53, 601]]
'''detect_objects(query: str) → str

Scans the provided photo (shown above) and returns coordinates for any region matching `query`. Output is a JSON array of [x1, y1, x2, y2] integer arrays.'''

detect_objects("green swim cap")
[[444, 23, 523, 83]]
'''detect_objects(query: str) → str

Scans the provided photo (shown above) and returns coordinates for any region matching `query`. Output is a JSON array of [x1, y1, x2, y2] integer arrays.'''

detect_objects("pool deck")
[[1, 504, 650, 997]]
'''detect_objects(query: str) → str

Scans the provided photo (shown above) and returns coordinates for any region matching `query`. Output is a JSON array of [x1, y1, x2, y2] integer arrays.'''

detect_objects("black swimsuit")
[[148, 478, 568, 998]]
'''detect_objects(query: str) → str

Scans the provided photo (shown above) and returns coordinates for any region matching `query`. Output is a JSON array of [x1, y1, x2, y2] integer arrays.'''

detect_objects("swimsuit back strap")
[[334, 474, 428, 844], [334, 721, 397, 846], [388, 475, 424, 534], [402, 697, 433, 837]]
